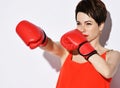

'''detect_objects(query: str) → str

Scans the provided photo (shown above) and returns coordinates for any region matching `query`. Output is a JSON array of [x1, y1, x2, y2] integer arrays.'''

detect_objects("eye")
[[86, 22, 92, 25], [76, 21, 80, 25]]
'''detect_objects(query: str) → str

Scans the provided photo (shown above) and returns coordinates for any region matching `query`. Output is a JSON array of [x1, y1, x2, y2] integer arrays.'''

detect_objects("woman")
[[16, 0, 120, 88]]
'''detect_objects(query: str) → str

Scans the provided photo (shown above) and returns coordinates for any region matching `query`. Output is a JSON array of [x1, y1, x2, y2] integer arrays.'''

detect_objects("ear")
[[99, 23, 105, 31]]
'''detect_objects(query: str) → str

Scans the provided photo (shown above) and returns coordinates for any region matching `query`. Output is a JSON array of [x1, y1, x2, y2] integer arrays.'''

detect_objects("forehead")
[[77, 12, 94, 22]]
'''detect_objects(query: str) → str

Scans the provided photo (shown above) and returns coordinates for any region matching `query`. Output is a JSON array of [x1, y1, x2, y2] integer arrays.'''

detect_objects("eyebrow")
[[76, 20, 92, 23], [85, 20, 92, 23]]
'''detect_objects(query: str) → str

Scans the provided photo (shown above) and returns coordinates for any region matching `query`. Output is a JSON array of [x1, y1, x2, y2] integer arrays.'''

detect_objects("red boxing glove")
[[16, 20, 48, 49], [60, 29, 97, 60]]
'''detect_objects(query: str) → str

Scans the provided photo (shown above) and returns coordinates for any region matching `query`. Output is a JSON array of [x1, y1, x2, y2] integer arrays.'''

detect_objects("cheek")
[[87, 29, 100, 41]]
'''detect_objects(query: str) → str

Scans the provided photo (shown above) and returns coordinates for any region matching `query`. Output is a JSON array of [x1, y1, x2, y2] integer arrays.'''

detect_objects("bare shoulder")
[[106, 49, 120, 64], [107, 50, 120, 58], [56, 42, 69, 65], [56, 42, 69, 57]]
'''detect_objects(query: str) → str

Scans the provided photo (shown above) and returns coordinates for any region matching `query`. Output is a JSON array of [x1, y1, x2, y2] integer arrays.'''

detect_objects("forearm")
[[39, 37, 66, 57], [88, 54, 115, 78], [39, 37, 54, 51]]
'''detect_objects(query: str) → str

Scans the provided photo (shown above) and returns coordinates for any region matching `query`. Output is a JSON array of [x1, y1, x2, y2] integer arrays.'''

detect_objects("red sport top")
[[56, 52, 112, 88]]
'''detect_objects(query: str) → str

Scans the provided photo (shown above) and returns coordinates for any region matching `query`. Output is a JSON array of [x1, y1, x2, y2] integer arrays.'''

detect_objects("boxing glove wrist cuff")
[[78, 41, 98, 60], [84, 50, 98, 60], [39, 31, 48, 47]]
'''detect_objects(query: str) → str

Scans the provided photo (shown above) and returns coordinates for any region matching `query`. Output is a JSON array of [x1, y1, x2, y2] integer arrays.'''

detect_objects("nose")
[[77, 25, 86, 32]]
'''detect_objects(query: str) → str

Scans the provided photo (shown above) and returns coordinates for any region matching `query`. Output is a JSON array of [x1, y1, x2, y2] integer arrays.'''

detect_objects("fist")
[[16, 20, 48, 49], [60, 29, 97, 60]]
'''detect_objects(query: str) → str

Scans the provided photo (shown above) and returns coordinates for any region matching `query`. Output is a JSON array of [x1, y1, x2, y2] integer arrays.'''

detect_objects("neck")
[[90, 36, 101, 48]]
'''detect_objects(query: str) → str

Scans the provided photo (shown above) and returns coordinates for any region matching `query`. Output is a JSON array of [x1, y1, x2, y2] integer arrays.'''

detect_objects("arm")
[[16, 20, 68, 60], [39, 37, 68, 59], [89, 50, 120, 78]]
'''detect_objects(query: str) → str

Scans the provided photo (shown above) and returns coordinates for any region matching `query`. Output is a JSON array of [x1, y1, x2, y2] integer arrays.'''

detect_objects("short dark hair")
[[75, 0, 107, 25]]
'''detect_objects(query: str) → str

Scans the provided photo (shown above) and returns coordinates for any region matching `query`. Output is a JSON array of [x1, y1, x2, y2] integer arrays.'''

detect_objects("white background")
[[0, 0, 120, 88]]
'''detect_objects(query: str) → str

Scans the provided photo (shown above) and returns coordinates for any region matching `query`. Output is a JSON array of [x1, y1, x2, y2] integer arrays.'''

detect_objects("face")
[[76, 12, 103, 42]]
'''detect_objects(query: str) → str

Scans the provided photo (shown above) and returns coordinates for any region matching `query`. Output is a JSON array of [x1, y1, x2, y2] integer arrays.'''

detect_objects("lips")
[[83, 34, 88, 37]]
